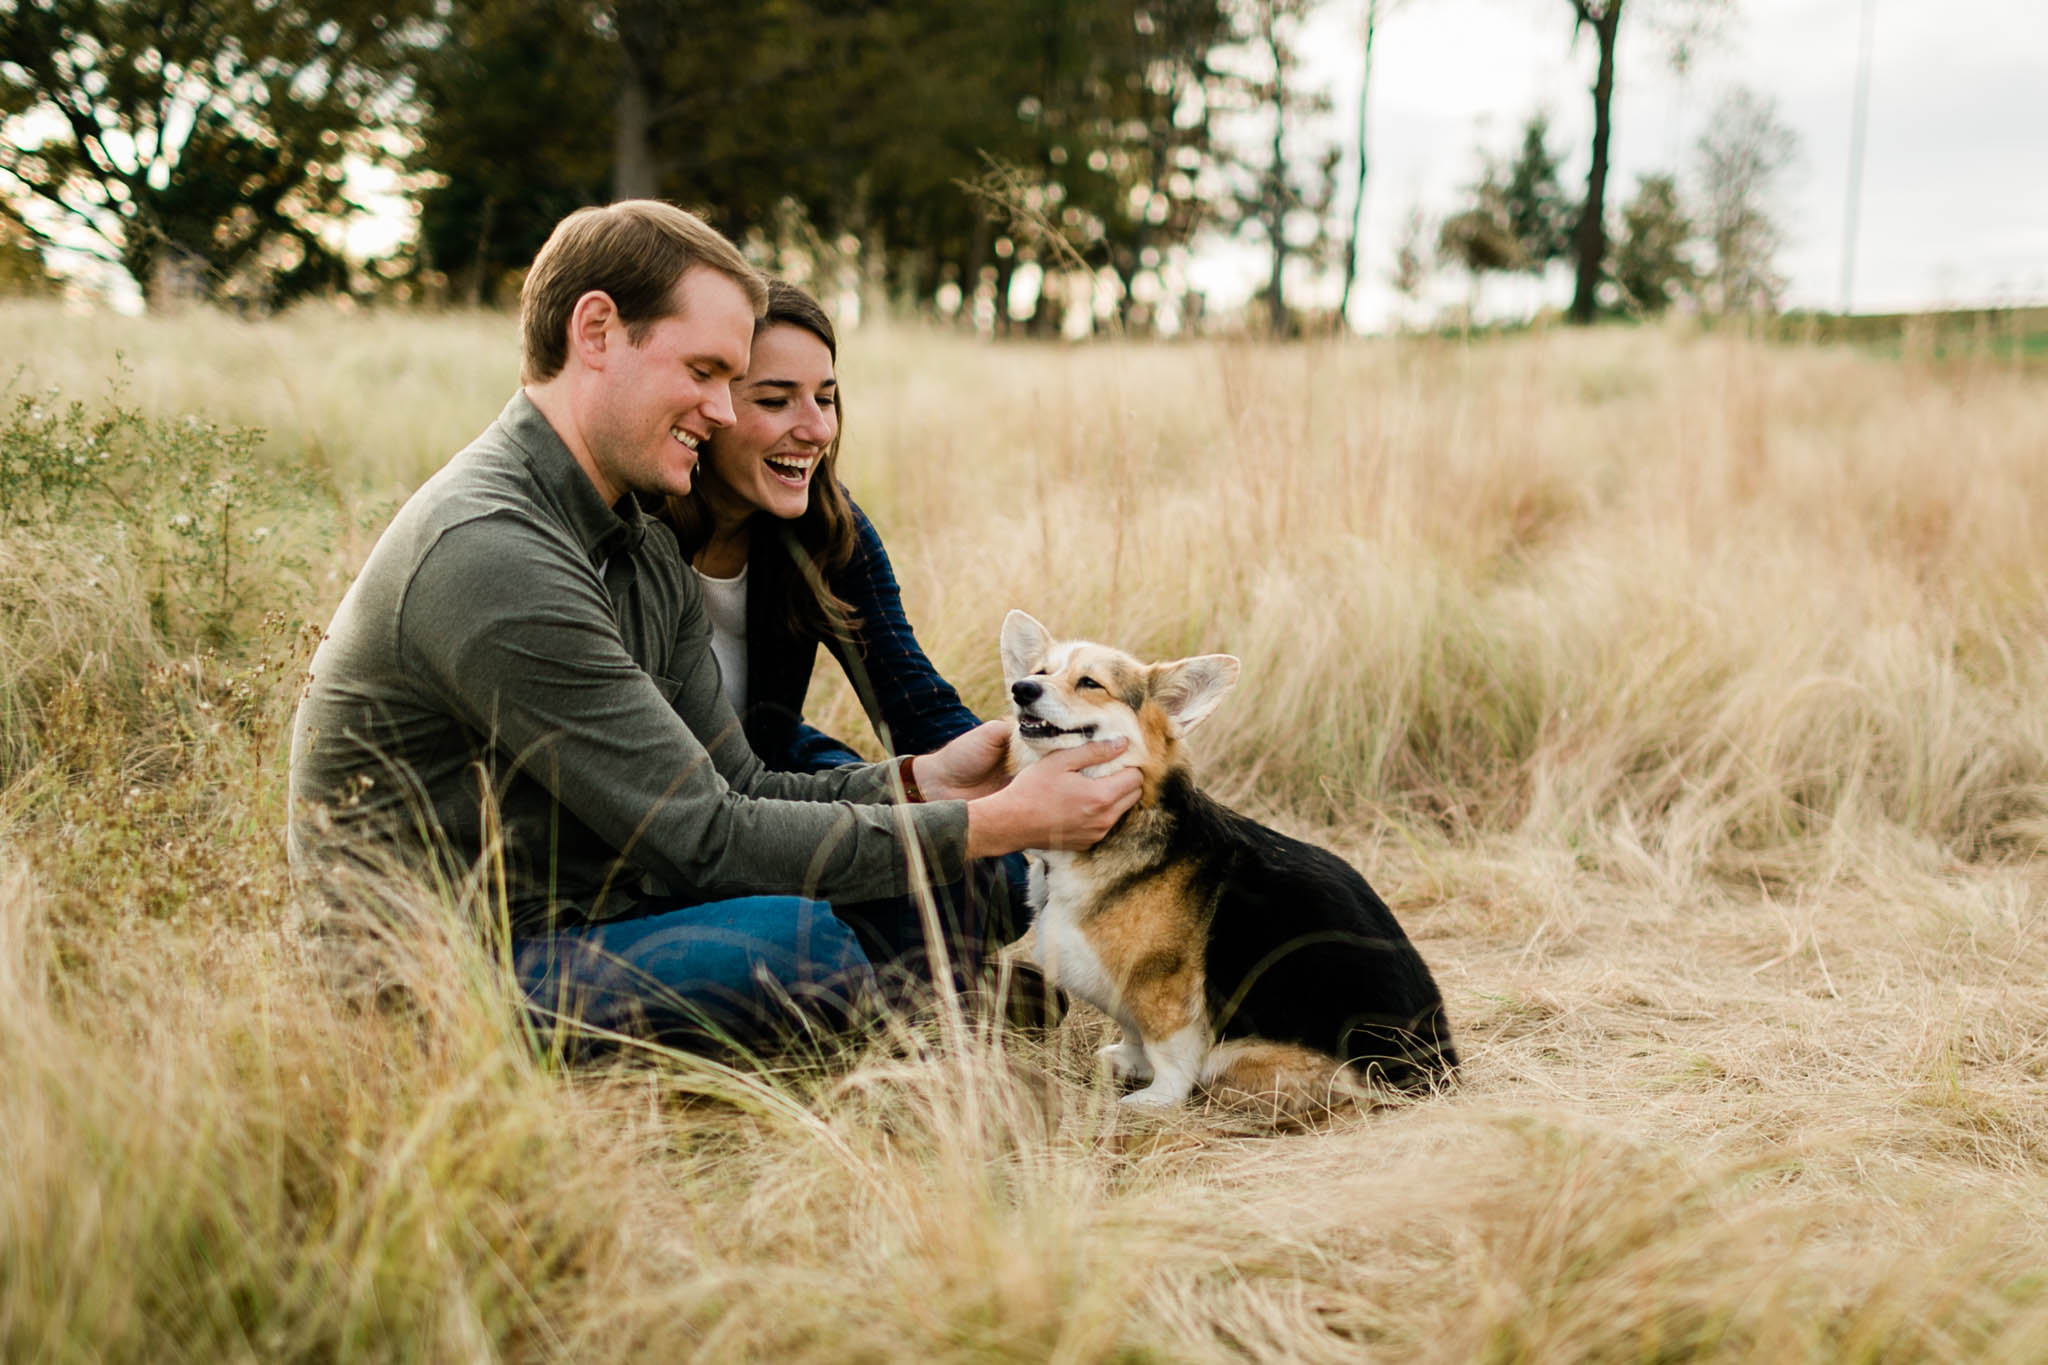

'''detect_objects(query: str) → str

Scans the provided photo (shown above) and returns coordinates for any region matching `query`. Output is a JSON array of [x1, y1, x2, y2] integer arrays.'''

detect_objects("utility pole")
[[1838, 0, 1878, 315]]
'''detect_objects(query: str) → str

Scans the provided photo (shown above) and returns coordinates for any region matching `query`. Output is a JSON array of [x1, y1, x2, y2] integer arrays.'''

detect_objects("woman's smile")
[[764, 450, 817, 486]]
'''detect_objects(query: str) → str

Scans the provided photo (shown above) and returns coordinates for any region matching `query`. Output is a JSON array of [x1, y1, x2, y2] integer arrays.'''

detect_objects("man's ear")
[[1149, 654, 1240, 736], [1001, 610, 1053, 685], [567, 290, 620, 370]]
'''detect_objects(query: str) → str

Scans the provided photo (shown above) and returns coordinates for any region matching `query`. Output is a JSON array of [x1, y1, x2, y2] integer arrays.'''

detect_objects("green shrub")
[[0, 379, 325, 649]]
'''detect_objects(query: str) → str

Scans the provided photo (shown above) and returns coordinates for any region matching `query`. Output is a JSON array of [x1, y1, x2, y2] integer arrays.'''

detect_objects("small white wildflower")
[[169, 514, 193, 529]]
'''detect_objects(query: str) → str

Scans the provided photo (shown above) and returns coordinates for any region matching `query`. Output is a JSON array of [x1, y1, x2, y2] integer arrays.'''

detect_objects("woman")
[[663, 278, 1032, 984], [664, 279, 983, 774]]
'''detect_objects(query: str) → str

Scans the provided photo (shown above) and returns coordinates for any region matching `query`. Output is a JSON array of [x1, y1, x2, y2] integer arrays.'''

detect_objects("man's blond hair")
[[519, 201, 767, 384]]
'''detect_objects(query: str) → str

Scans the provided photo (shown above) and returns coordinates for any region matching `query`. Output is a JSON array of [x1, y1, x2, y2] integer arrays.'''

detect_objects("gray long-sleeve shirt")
[[287, 391, 968, 932]]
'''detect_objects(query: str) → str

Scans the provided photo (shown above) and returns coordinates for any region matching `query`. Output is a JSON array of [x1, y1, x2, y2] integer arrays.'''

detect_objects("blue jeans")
[[514, 896, 876, 1054], [512, 860, 1021, 1054]]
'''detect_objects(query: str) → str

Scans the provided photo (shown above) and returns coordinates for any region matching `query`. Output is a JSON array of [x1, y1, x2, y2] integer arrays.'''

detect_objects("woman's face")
[[697, 322, 838, 523]]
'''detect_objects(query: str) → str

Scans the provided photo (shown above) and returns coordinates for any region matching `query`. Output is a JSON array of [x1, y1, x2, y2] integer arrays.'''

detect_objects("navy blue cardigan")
[[739, 500, 981, 773]]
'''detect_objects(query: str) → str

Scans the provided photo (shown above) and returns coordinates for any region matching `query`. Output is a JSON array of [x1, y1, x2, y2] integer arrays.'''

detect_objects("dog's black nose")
[[1011, 679, 1043, 707]]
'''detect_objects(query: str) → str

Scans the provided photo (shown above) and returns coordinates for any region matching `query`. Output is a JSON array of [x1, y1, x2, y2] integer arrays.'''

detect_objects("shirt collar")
[[497, 389, 651, 566]]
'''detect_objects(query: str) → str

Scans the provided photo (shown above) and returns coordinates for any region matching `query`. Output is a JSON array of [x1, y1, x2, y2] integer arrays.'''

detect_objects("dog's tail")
[[1198, 1040, 1384, 1122]]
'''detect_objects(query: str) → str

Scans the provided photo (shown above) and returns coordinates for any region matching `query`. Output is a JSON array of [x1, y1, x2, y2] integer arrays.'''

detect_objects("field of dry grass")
[[3, 298, 2047, 1361]]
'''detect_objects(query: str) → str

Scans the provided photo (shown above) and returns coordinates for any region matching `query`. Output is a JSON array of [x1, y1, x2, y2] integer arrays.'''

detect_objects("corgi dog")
[[1000, 610, 1458, 1112]]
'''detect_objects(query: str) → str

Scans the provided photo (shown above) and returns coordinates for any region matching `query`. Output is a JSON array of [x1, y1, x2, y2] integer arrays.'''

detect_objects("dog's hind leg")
[[1200, 1040, 1369, 1120]]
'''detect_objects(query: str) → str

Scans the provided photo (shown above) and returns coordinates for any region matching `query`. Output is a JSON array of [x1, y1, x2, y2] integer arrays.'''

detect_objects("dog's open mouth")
[[1016, 715, 1095, 742]]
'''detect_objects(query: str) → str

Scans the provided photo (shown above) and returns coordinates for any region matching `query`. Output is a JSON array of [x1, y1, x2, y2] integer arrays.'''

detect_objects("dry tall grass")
[[3, 300, 2047, 1361]]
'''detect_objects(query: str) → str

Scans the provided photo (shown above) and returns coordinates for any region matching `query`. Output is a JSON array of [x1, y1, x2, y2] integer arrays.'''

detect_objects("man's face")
[[583, 266, 756, 504]]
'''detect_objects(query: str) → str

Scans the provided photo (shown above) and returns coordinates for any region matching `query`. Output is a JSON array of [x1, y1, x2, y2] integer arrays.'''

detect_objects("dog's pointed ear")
[[1149, 654, 1240, 736], [1001, 610, 1053, 685]]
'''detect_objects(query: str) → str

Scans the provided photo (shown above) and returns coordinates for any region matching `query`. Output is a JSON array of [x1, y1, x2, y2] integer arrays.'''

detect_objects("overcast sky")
[[1191, 0, 2048, 328]]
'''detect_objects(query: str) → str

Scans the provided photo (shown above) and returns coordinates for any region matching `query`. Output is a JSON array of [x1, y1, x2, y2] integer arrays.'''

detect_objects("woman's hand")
[[912, 719, 1019, 802]]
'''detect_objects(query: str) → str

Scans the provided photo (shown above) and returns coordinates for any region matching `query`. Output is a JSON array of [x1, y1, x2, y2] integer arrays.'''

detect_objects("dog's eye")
[[1076, 676, 1104, 691]]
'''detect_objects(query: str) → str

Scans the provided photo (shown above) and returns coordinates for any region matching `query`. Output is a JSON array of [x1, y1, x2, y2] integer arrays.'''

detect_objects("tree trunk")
[[1261, 6, 1291, 337], [1265, 208, 1288, 336], [1568, 1, 1621, 324], [992, 251, 1016, 338], [610, 0, 667, 205], [960, 214, 990, 330], [612, 63, 658, 201], [462, 194, 496, 306], [1335, 0, 1379, 333]]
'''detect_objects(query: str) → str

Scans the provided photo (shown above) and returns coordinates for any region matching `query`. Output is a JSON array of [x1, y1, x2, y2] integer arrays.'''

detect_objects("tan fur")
[[1078, 865, 1205, 1040], [1200, 1040, 1373, 1121], [1132, 698, 1178, 807]]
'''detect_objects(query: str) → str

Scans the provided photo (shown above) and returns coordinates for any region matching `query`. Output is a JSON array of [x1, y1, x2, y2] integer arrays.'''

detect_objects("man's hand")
[[964, 737, 1143, 858], [913, 719, 1017, 802]]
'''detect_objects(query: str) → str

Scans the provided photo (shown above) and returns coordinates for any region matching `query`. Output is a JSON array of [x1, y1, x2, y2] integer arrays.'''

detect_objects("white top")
[[694, 562, 749, 713]]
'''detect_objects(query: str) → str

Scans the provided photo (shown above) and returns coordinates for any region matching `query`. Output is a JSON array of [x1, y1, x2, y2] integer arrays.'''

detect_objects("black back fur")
[[1125, 770, 1459, 1091]]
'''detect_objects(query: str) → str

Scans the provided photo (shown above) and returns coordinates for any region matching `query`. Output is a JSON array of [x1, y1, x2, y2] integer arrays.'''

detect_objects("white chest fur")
[[1025, 848, 1210, 1107], [1025, 851, 1125, 1022]]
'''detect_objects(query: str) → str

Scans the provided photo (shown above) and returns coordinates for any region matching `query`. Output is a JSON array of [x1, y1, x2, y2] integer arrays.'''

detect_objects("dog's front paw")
[[1097, 1042, 1154, 1083], [1118, 1084, 1189, 1108]]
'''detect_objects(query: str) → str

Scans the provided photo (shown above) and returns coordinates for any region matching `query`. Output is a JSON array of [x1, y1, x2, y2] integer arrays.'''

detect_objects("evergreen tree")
[[1437, 158, 1518, 288], [409, 0, 1229, 331], [1207, 0, 1339, 336], [1612, 172, 1695, 314], [1502, 111, 1573, 278], [412, 0, 611, 305]]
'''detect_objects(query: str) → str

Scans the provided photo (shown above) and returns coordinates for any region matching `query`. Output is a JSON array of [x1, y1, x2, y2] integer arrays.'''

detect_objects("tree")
[[0, 202, 50, 294], [1501, 110, 1573, 280], [1561, 0, 1621, 323], [1611, 172, 1694, 314], [411, 0, 611, 305], [1334, 0, 1379, 331], [1436, 157, 1519, 305], [0, 0, 432, 308], [409, 1, 1230, 331], [956, 0, 1231, 334], [1695, 86, 1795, 315], [1202, 0, 1341, 335], [1557, 0, 1725, 324], [1386, 201, 1429, 324]]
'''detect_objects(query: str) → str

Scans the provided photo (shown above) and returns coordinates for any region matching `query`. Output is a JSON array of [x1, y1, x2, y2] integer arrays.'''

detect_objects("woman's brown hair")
[[663, 278, 862, 647]]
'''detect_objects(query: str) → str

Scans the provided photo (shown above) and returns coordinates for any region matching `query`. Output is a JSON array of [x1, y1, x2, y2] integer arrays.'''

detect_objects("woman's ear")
[[1001, 610, 1053, 684]]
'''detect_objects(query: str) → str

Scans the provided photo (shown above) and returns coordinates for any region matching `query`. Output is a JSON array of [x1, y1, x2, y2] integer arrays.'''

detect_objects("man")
[[288, 200, 1138, 1047]]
